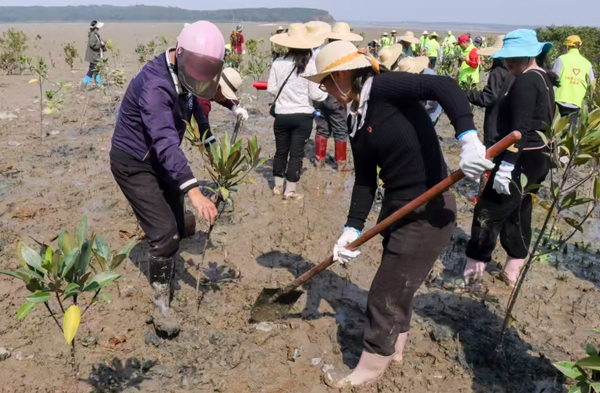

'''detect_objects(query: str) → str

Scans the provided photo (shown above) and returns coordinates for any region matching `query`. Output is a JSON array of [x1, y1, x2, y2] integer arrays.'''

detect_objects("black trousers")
[[273, 113, 313, 182], [364, 192, 456, 356], [466, 148, 550, 262], [314, 95, 348, 142], [86, 62, 97, 78], [110, 156, 185, 258], [429, 57, 437, 69]]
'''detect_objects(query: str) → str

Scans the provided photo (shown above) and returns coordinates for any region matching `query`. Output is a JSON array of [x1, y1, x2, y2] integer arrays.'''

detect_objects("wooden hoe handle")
[[277, 131, 522, 295]]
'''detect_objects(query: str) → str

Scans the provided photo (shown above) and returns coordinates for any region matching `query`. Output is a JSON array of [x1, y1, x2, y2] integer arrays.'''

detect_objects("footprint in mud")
[[413, 292, 562, 393], [256, 251, 369, 367]]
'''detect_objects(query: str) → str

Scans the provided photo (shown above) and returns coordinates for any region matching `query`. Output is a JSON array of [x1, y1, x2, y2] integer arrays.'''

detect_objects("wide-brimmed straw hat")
[[276, 25, 285, 32], [218, 67, 242, 101], [397, 31, 420, 45], [430, 32, 439, 38], [90, 20, 104, 30], [397, 56, 430, 74], [305, 21, 332, 40], [379, 44, 404, 69], [270, 23, 325, 49], [479, 35, 504, 56], [304, 40, 373, 84], [422, 30, 429, 35], [492, 29, 552, 59], [326, 22, 364, 42]]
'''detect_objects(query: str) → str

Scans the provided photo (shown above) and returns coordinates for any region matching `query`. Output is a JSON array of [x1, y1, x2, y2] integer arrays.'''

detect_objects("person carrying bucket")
[[83, 20, 106, 86], [110, 21, 225, 335], [305, 40, 494, 388]]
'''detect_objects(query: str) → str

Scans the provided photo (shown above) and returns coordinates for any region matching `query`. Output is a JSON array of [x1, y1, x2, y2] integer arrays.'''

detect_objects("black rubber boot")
[[148, 255, 180, 338]]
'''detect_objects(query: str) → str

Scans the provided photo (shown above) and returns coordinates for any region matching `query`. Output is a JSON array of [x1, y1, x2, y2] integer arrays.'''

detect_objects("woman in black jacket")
[[305, 40, 494, 388], [464, 30, 558, 288]]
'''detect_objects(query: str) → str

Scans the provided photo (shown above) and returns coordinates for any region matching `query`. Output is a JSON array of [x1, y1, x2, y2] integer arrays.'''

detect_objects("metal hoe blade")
[[250, 288, 304, 322]]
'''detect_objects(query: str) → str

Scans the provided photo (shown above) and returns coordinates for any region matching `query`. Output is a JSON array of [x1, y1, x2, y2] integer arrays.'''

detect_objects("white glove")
[[458, 131, 495, 180], [232, 105, 248, 121], [493, 161, 514, 195], [333, 227, 361, 265]]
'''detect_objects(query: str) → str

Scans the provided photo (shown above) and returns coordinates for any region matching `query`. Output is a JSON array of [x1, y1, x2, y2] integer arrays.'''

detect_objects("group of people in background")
[[82, 17, 596, 389]]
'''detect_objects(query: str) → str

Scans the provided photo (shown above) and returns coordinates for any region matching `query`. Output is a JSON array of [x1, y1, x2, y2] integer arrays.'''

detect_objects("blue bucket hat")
[[491, 29, 552, 59]]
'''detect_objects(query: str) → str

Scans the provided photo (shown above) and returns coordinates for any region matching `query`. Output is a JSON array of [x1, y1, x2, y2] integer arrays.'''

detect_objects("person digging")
[[305, 40, 494, 388], [110, 21, 225, 337]]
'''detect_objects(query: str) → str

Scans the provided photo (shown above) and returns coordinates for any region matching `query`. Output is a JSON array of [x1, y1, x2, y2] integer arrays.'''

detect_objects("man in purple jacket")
[[110, 21, 225, 335]]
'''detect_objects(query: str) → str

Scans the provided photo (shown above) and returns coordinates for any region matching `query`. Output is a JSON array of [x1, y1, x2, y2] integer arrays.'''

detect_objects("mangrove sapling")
[[184, 116, 267, 317], [0, 28, 28, 75], [134, 35, 168, 68], [62, 42, 79, 69], [554, 330, 600, 393], [28, 57, 49, 137], [496, 82, 600, 354], [0, 217, 135, 380]]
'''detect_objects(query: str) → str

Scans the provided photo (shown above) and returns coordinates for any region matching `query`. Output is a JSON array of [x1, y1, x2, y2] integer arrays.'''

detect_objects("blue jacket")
[[111, 51, 210, 192]]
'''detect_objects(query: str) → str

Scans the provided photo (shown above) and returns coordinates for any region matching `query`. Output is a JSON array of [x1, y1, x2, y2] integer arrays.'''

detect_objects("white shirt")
[[267, 57, 327, 115]]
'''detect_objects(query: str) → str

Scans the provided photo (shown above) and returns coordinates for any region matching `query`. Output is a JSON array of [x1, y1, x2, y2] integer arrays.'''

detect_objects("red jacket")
[[465, 47, 480, 69]]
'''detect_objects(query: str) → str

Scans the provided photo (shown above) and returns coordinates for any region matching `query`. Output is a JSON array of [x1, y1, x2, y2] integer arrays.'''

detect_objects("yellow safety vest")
[[444, 35, 456, 45], [381, 37, 391, 48], [458, 44, 480, 84], [555, 49, 593, 108], [420, 36, 430, 49], [427, 39, 440, 57]]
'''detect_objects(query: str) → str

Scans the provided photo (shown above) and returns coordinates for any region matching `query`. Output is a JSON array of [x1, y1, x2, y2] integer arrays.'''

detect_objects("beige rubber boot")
[[273, 176, 285, 195], [500, 257, 525, 288], [463, 257, 486, 285], [324, 351, 394, 388], [284, 181, 303, 200], [392, 332, 408, 363]]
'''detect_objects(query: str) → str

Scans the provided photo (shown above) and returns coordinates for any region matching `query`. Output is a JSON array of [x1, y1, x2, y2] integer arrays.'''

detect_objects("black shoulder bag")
[[270, 65, 297, 118]]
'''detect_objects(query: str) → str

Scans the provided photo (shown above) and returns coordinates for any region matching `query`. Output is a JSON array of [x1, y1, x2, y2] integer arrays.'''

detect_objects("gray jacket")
[[85, 30, 104, 64]]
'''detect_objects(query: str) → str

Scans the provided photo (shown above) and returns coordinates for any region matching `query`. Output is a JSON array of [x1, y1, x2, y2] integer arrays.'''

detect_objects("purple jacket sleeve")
[[139, 80, 197, 192]]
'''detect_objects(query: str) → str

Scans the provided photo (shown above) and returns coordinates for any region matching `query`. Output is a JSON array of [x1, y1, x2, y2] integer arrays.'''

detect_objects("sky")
[[2, 0, 600, 27]]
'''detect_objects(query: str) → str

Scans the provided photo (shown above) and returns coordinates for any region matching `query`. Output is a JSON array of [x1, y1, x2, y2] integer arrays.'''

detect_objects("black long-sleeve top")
[[345, 72, 476, 230], [495, 70, 555, 165], [466, 64, 514, 148]]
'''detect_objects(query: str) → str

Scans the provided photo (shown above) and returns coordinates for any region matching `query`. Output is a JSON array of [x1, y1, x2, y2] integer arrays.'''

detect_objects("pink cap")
[[177, 21, 225, 61]]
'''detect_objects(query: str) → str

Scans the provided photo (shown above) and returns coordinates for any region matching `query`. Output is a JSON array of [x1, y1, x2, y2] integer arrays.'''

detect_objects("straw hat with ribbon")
[[478, 35, 504, 56], [397, 56, 430, 74], [270, 23, 325, 49], [379, 44, 404, 69], [218, 67, 243, 102], [305, 40, 378, 84], [305, 21, 332, 41], [397, 31, 421, 45], [326, 22, 364, 42]]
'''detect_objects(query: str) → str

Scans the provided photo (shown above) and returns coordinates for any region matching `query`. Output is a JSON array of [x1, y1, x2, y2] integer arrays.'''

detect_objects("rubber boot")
[[392, 332, 408, 363], [324, 350, 394, 388], [463, 257, 486, 286], [500, 257, 525, 288], [314, 136, 328, 166], [273, 176, 285, 196], [148, 255, 180, 338], [82, 75, 91, 86], [94, 74, 101, 86], [284, 181, 303, 200], [335, 140, 351, 172]]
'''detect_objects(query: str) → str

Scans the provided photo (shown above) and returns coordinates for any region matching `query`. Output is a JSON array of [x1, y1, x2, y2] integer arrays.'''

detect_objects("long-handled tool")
[[231, 114, 244, 144], [250, 131, 522, 322]]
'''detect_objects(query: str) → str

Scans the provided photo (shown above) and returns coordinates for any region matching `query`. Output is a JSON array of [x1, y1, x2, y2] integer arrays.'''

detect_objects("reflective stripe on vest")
[[458, 44, 480, 84], [555, 49, 592, 108], [427, 39, 439, 57]]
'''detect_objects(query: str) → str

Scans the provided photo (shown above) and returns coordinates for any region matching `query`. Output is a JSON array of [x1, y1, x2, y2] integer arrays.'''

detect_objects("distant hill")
[[0, 5, 335, 24]]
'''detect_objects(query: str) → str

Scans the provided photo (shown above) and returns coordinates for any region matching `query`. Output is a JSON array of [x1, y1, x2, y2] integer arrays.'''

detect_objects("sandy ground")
[[0, 23, 598, 393]]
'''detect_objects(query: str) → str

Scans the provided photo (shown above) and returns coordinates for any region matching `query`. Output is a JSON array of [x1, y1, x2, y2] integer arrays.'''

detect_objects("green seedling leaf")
[[94, 236, 111, 261], [79, 236, 95, 277], [586, 343, 598, 357], [563, 217, 583, 232], [520, 174, 528, 190], [568, 384, 585, 393], [77, 216, 88, 248], [60, 248, 80, 279], [83, 272, 121, 292], [561, 191, 577, 209], [595, 177, 600, 200], [16, 302, 36, 320], [0, 269, 28, 282], [536, 130, 549, 145], [59, 231, 77, 255], [570, 198, 594, 208], [101, 292, 112, 304], [16, 268, 45, 282], [574, 154, 593, 165], [589, 382, 600, 392], [577, 356, 600, 371], [92, 251, 107, 272], [42, 246, 53, 272], [25, 290, 51, 303], [19, 243, 47, 274], [554, 361, 584, 379]]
